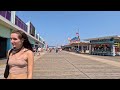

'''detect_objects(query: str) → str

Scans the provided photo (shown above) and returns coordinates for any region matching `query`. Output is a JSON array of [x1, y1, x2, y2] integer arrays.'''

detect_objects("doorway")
[[0, 37, 7, 58]]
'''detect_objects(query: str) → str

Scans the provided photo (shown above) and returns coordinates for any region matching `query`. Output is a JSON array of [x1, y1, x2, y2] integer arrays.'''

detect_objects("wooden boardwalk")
[[33, 51, 120, 79]]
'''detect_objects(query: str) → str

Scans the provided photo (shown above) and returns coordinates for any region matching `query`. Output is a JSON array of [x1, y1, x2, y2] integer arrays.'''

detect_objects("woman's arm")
[[27, 50, 34, 79]]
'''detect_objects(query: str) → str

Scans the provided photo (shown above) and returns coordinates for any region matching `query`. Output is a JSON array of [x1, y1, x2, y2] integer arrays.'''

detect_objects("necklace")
[[12, 46, 24, 54]]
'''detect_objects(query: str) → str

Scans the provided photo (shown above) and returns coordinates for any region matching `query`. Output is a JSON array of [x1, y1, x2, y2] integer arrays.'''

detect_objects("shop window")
[[6, 11, 11, 21], [0, 11, 6, 17], [0, 11, 11, 21]]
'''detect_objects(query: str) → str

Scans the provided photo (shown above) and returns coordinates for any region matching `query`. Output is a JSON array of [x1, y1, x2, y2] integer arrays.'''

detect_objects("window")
[[6, 11, 11, 21], [15, 15, 27, 32], [30, 22, 35, 37], [36, 34, 38, 39], [15, 16, 18, 25], [0, 11, 6, 17], [0, 11, 11, 21]]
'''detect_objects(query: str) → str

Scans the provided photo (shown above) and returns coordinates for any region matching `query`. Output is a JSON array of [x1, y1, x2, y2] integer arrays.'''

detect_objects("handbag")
[[4, 49, 13, 78], [4, 63, 9, 78]]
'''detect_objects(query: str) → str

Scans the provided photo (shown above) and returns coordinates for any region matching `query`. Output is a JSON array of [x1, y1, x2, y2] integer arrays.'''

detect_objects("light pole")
[[77, 28, 80, 52]]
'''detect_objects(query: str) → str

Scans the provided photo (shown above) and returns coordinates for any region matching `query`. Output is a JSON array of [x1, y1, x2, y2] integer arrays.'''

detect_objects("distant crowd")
[[33, 47, 62, 56]]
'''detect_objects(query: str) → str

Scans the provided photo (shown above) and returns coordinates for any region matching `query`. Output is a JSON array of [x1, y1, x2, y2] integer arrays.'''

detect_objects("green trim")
[[0, 24, 11, 38]]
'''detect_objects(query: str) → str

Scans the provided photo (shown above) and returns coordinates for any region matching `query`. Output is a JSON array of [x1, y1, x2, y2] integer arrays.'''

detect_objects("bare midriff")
[[8, 73, 27, 79]]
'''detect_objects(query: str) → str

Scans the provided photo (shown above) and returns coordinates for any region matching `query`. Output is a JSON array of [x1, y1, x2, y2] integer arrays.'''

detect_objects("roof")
[[70, 37, 79, 41], [63, 42, 89, 47], [84, 35, 120, 41]]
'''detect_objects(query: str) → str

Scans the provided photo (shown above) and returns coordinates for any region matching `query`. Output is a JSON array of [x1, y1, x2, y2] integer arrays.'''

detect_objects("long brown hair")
[[11, 30, 33, 52]]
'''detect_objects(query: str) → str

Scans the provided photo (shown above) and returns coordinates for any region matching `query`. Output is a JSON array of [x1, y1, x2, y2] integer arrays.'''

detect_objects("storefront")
[[0, 24, 12, 58], [84, 35, 120, 56], [0, 11, 45, 59], [0, 37, 7, 58], [62, 42, 89, 53]]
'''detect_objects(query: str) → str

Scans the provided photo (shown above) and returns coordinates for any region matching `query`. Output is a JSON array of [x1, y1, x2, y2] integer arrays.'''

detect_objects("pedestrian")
[[56, 48, 58, 53], [33, 47, 36, 55], [49, 48, 52, 52], [37, 47, 41, 55], [35, 46, 38, 55], [4, 30, 34, 79]]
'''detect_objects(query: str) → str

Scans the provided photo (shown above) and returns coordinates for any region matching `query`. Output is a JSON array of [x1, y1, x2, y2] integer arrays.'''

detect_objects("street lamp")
[[76, 28, 80, 52]]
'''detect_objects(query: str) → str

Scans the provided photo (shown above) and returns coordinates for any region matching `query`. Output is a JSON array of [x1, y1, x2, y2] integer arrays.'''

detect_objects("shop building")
[[62, 36, 89, 53], [84, 35, 120, 56], [0, 11, 45, 58]]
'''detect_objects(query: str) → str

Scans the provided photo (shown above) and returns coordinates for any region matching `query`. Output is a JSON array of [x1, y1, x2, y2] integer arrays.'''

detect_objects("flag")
[[76, 32, 79, 36]]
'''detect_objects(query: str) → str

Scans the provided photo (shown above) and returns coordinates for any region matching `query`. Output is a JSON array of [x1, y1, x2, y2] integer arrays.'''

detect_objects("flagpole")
[[78, 28, 80, 52]]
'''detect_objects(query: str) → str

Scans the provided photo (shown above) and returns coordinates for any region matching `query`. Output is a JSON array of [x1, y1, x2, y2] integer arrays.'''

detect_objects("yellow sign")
[[114, 43, 119, 47], [114, 43, 120, 47]]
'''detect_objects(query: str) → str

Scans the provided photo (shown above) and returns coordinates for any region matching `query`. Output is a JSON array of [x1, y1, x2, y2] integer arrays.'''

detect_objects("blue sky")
[[16, 11, 120, 46]]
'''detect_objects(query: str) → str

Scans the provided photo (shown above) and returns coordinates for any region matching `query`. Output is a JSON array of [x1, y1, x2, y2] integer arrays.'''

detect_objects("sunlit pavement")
[[1, 50, 120, 79], [33, 50, 120, 79]]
